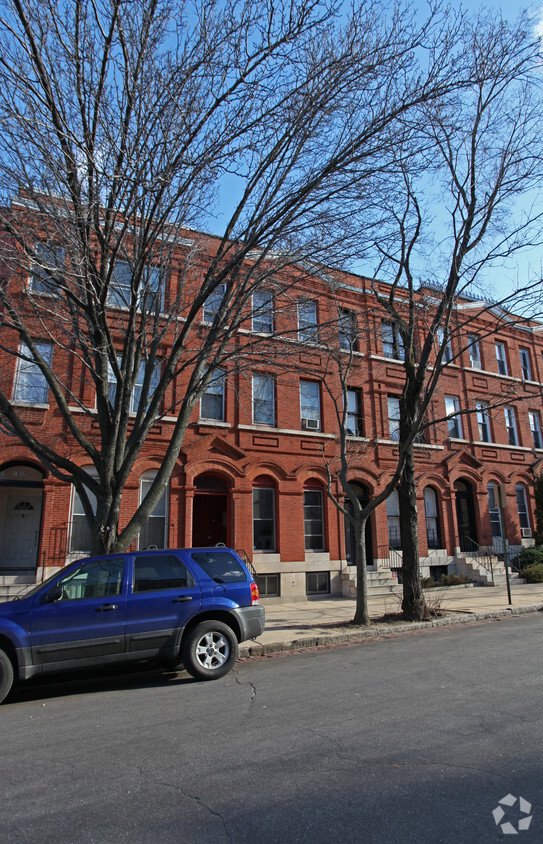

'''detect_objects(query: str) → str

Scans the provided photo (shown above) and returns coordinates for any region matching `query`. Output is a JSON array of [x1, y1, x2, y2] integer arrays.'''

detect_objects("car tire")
[[182, 620, 238, 680], [0, 648, 14, 704]]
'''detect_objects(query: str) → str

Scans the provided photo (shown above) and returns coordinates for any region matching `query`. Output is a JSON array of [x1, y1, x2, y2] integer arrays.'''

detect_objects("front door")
[[192, 493, 228, 546], [455, 488, 478, 550], [3, 493, 43, 570]]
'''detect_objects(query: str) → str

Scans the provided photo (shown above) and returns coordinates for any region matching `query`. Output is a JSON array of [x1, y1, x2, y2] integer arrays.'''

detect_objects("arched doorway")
[[192, 474, 229, 547], [0, 464, 45, 571], [454, 479, 478, 551], [345, 483, 373, 565]]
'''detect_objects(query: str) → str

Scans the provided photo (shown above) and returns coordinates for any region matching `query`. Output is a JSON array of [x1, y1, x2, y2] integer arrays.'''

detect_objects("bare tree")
[[0, 0, 466, 555]]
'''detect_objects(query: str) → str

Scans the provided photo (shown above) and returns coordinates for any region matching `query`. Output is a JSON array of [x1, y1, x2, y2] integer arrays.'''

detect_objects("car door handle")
[[172, 596, 193, 603], [95, 604, 118, 612]]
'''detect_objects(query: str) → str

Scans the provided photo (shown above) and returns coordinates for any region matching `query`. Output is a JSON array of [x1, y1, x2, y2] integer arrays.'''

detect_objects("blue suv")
[[0, 547, 265, 703]]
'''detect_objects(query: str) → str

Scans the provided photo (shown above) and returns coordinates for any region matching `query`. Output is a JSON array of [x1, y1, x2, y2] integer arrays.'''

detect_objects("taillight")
[[251, 582, 260, 605]]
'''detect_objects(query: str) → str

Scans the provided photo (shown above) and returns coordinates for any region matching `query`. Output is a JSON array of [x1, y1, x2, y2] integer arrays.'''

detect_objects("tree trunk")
[[354, 513, 370, 625], [399, 443, 425, 620]]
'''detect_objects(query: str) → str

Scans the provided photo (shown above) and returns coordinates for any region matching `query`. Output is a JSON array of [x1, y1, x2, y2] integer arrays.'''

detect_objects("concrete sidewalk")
[[239, 578, 543, 656]]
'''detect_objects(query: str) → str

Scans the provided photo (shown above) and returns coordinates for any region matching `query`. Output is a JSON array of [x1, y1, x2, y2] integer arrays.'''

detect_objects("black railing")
[[236, 548, 257, 578], [459, 535, 494, 583]]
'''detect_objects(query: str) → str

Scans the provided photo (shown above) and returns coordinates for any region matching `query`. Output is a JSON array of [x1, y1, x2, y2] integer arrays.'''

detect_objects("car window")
[[133, 554, 195, 592], [56, 558, 125, 600], [190, 551, 247, 583]]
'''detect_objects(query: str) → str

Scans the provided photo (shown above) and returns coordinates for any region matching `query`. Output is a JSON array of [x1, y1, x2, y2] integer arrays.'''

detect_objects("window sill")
[[473, 441, 532, 451], [11, 400, 49, 409], [197, 419, 230, 428]]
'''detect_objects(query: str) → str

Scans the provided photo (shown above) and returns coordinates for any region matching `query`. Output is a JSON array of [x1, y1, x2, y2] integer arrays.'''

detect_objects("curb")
[[239, 603, 543, 657]]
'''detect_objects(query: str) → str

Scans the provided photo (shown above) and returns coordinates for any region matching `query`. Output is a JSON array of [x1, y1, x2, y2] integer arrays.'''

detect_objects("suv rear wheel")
[[182, 620, 238, 680], [0, 648, 14, 704]]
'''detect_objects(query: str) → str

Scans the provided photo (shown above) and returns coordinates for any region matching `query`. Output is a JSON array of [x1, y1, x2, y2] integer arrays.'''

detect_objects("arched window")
[[139, 471, 168, 549], [70, 469, 98, 554], [515, 484, 531, 534], [303, 482, 325, 551], [253, 476, 276, 552], [386, 490, 401, 549], [486, 483, 502, 538], [424, 487, 441, 549]]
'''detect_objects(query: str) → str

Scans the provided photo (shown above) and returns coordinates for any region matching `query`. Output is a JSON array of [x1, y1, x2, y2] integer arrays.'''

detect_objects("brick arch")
[[246, 462, 290, 484], [185, 457, 246, 486]]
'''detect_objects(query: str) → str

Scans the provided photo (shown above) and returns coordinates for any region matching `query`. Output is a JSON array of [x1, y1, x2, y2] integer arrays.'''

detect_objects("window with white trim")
[[253, 485, 276, 551], [424, 487, 441, 549], [476, 402, 491, 442], [339, 309, 357, 351], [386, 489, 401, 549], [13, 341, 53, 404], [495, 342, 508, 375], [252, 373, 275, 426], [31, 243, 65, 294], [515, 484, 530, 531], [436, 327, 453, 363], [108, 261, 162, 311], [69, 474, 97, 554], [303, 488, 325, 551], [200, 368, 226, 421], [529, 411, 542, 449], [297, 299, 318, 343], [300, 380, 321, 431], [252, 289, 274, 334], [345, 388, 362, 437], [381, 320, 404, 360], [487, 482, 501, 538], [139, 471, 167, 549], [108, 357, 160, 414], [445, 395, 463, 439], [519, 348, 532, 381], [387, 396, 400, 441], [468, 334, 482, 369], [504, 406, 519, 446], [203, 283, 226, 324]]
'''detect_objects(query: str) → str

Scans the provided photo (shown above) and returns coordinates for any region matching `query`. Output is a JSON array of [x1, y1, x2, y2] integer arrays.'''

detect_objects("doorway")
[[192, 474, 229, 547], [454, 479, 478, 551], [0, 464, 44, 571], [345, 483, 373, 565]]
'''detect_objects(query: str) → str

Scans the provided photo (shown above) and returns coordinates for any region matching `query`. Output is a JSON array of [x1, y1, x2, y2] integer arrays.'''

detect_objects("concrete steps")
[[0, 574, 37, 602], [342, 568, 402, 598]]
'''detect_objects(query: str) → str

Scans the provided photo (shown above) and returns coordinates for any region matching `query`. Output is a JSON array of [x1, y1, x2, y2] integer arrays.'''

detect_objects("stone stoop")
[[0, 575, 37, 602], [342, 568, 402, 598], [455, 555, 520, 586]]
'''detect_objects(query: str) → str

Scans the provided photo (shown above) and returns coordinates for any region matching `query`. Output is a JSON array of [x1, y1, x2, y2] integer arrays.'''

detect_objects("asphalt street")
[[1, 614, 542, 843]]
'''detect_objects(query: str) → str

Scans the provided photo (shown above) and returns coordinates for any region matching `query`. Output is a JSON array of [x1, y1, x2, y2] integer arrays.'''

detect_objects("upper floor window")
[[381, 320, 404, 360], [252, 373, 275, 426], [109, 261, 163, 311], [139, 471, 168, 550], [495, 342, 508, 375], [476, 402, 491, 442], [200, 368, 225, 421], [345, 388, 362, 437], [202, 283, 226, 324], [300, 380, 321, 431], [445, 395, 463, 439], [339, 309, 357, 351], [436, 326, 453, 363], [108, 357, 160, 415], [387, 396, 400, 441], [529, 410, 542, 449], [252, 289, 274, 334], [297, 299, 318, 343], [13, 341, 53, 404], [468, 334, 482, 369], [31, 243, 65, 294], [519, 348, 532, 381], [504, 406, 519, 446]]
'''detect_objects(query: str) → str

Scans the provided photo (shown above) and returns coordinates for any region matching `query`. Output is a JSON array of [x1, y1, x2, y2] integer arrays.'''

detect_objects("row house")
[[1, 220, 543, 600]]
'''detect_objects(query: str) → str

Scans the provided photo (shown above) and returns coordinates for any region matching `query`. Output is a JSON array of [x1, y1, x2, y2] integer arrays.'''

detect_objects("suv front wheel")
[[0, 647, 14, 704], [182, 620, 238, 680]]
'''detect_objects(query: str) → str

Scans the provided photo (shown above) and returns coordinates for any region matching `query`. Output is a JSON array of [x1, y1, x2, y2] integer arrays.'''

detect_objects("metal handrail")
[[459, 535, 494, 583], [236, 548, 257, 578]]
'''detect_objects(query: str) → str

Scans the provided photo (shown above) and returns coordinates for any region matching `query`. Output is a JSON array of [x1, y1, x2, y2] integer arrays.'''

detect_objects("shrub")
[[522, 563, 543, 583], [513, 546, 543, 571], [421, 573, 471, 588]]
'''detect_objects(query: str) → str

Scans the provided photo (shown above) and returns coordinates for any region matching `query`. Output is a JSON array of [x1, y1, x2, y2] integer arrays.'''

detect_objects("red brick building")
[[1, 224, 542, 600]]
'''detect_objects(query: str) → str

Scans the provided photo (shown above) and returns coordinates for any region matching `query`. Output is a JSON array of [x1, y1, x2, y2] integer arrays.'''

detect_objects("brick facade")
[[1, 226, 542, 600]]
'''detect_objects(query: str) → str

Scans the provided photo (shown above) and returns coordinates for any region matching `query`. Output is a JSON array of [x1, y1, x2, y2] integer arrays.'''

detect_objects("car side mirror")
[[40, 585, 63, 604]]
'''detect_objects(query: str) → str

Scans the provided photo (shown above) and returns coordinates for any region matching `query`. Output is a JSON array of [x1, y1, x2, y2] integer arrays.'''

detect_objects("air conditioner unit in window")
[[302, 418, 319, 430], [521, 527, 532, 538]]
